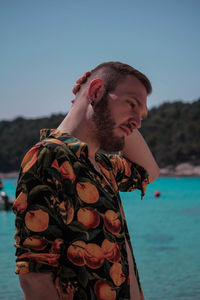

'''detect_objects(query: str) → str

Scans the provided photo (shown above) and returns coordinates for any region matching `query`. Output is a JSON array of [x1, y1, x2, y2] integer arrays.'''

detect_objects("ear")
[[87, 79, 105, 102]]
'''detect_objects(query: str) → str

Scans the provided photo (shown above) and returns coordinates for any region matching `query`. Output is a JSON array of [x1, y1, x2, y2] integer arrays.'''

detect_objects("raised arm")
[[121, 129, 160, 183]]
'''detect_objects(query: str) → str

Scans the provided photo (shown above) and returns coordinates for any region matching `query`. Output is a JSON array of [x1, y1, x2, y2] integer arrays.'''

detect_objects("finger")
[[72, 84, 80, 94]]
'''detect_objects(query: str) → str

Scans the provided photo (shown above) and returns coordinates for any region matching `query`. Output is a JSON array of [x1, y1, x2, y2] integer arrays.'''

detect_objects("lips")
[[119, 125, 132, 136], [119, 121, 137, 136]]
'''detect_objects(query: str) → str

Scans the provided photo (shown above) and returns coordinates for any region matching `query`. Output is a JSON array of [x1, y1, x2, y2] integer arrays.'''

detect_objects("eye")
[[127, 100, 135, 108]]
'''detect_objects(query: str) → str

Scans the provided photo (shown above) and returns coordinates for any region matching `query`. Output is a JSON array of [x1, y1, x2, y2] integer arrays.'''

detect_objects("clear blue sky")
[[1, 0, 200, 120]]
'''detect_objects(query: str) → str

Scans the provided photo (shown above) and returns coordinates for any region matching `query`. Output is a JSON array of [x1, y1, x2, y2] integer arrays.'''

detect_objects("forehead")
[[113, 75, 148, 105]]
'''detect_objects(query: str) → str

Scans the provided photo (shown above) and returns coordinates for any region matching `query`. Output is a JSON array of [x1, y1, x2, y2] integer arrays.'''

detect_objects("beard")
[[91, 93, 125, 152]]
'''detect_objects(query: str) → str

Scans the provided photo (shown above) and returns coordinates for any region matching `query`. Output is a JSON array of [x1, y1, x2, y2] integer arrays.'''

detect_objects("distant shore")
[[1, 163, 200, 179], [159, 163, 200, 177], [0, 172, 19, 179]]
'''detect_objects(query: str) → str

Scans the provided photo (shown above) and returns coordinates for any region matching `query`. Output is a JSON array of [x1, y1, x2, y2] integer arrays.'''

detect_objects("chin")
[[100, 137, 125, 153]]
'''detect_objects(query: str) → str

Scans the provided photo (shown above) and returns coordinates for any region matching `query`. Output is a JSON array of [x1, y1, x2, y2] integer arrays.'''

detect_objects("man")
[[1, 191, 12, 211], [13, 62, 159, 300]]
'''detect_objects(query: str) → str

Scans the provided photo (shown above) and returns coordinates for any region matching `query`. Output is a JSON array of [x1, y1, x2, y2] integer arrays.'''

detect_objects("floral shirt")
[[13, 129, 149, 300]]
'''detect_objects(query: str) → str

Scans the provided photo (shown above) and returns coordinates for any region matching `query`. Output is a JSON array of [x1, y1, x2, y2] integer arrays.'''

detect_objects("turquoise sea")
[[0, 177, 200, 300]]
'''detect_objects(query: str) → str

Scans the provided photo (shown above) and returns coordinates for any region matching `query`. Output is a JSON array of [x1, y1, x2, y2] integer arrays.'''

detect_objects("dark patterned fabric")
[[13, 129, 149, 300]]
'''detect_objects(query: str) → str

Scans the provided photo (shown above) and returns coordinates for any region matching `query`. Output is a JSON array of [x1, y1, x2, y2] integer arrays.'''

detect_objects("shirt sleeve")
[[13, 142, 75, 275], [107, 154, 150, 197]]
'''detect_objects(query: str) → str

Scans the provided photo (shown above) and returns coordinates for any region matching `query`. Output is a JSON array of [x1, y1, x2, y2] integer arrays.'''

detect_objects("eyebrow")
[[128, 94, 142, 106]]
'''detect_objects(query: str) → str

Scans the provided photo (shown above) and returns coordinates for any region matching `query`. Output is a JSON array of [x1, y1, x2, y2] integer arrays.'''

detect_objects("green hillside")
[[0, 100, 199, 172], [140, 99, 200, 167]]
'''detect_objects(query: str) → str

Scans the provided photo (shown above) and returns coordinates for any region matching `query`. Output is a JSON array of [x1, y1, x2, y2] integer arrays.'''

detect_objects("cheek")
[[109, 103, 130, 124], [115, 111, 130, 124]]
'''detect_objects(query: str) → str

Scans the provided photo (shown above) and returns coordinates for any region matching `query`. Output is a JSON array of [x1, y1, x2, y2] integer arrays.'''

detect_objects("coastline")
[[0, 163, 200, 179], [160, 163, 200, 177], [0, 172, 19, 179]]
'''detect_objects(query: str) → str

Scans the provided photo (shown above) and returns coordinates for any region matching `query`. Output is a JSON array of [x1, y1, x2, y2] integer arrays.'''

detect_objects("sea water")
[[0, 177, 200, 300]]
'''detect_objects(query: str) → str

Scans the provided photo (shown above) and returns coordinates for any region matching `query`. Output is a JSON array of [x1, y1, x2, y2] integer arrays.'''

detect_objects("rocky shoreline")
[[0, 172, 19, 179], [0, 163, 200, 179], [160, 163, 200, 177]]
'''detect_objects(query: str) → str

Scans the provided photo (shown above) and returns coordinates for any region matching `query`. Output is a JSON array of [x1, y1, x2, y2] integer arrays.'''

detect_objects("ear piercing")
[[89, 99, 94, 106]]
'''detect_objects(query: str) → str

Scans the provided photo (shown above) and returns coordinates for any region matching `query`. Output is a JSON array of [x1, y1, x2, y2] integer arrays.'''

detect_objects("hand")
[[72, 71, 91, 95]]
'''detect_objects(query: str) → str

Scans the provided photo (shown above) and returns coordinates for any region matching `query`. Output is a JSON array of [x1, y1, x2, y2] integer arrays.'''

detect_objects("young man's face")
[[92, 75, 148, 152]]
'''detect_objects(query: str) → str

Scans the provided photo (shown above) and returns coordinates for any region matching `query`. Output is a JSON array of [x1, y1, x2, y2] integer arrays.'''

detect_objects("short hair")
[[90, 61, 152, 95]]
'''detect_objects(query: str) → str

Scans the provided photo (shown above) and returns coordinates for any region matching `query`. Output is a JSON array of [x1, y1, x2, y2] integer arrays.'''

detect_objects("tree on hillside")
[[140, 99, 200, 167], [0, 100, 199, 172]]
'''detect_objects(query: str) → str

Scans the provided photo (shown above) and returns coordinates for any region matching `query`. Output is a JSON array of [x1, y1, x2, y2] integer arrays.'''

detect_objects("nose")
[[128, 117, 141, 130]]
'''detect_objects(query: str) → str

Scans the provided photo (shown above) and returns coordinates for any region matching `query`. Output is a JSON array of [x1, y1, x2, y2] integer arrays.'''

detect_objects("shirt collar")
[[40, 128, 88, 159]]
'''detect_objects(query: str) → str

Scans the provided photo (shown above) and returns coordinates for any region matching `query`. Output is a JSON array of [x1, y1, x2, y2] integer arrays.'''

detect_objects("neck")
[[57, 103, 99, 162]]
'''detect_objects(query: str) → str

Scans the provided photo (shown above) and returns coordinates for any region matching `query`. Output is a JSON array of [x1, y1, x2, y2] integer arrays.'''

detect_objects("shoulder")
[[20, 138, 74, 175]]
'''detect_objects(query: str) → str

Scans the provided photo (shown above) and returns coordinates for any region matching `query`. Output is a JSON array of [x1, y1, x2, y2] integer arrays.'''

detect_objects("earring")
[[89, 99, 94, 106]]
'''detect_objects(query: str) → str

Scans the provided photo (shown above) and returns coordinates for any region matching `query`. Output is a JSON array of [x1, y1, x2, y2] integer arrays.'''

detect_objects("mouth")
[[119, 125, 132, 136]]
